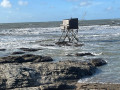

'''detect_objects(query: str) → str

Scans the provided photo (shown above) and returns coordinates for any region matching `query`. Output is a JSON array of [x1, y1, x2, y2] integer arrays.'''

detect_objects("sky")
[[0, 0, 120, 23]]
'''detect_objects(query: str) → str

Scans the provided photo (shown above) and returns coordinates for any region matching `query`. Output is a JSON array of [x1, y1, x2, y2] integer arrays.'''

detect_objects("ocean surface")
[[0, 23, 120, 83]]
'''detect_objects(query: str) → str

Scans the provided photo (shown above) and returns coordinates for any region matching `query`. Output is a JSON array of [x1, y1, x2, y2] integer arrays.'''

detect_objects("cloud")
[[18, 1, 28, 6], [106, 7, 113, 11], [0, 0, 12, 8], [79, 1, 91, 7]]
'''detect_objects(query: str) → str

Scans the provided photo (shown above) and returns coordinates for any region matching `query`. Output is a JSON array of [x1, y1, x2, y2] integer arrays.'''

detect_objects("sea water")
[[0, 23, 120, 83]]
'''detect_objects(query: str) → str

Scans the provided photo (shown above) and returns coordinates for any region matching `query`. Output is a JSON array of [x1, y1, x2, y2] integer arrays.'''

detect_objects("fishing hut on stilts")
[[57, 18, 79, 45]]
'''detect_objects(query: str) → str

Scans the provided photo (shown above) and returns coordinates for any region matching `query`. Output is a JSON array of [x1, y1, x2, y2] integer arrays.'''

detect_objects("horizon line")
[[0, 18, 120, 24]]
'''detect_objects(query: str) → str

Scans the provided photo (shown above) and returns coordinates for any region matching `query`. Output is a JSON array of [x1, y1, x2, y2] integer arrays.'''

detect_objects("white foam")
[[92, 52, 103, 56], [0, 27, 60, 36]]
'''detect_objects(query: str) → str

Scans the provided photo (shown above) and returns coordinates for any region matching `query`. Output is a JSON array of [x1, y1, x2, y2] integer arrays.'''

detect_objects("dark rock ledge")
[[12, 51, 25, 55], [40, 44, 55, 46], [0, 49, 6, 51], [19, 48, 43, 52], [75, 53, 95, 56], [55, 41, 84, 47], [66, 52, 95, 57], [0, 54, 107, 90], [88, 58, 107, 67], [0, 54, 53, 64]]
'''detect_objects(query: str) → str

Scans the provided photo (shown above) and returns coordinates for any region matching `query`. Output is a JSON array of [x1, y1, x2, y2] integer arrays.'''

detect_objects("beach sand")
[[76, 83, 120, 90]]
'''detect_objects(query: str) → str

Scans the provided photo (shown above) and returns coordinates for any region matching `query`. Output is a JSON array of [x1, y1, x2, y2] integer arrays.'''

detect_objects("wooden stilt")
[[59, 29, 79, 43]]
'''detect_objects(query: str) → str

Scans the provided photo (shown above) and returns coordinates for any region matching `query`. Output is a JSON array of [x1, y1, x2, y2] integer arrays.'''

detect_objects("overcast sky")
[[0, 0, 119, 23]]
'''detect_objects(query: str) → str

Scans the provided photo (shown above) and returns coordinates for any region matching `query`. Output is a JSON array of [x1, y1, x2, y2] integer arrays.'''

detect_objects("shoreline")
[[76, 83, 120, 89]]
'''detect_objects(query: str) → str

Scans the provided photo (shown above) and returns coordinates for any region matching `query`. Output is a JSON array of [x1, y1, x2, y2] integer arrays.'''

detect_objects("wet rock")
[[40, 44, 55, 46], [75, 53, 95, 56], [0, 56, 25, 63], [40, 83, 68, 90], [74, 43, 84, 47], [0, 52, 107, 90], [55, 41, 71, 46], [22, 54, 53, 63], [76, 83, 120, 90], [0, 79, 7, 89], [19, 48, 42, 52], [0, 65, 40, 89], [88, 58, 107, 66], [12, 51, 25, 55], [37, 60, 96, 88], [56, 41, 83, 47], [0, 54, 53, 64], [67, 53, 95, 57], [0, 60, 97, 89], [0, 49, 6, 51]]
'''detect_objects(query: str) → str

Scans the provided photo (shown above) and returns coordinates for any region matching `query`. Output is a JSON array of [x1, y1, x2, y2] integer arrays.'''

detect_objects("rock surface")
[[75, 53, 95, 56], [74, 43, 84, 47], [0, 49, 6, 51], [12, 51, 25, 55], [88, 58, 107, 66], [0, 60, 96, 89], [40, 44, 55, 46], [66, 52, 95, 57], [76, 83, 120, 90], [56, 41, 83, 47], [56, 41, 71, 46], [0, 54, 53, 64], [0, 54, 107, 89], [19, 48, 42, 52]]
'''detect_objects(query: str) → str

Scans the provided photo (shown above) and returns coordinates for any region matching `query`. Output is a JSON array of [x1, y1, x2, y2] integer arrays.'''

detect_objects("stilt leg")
[[58, 29, 79, 43]]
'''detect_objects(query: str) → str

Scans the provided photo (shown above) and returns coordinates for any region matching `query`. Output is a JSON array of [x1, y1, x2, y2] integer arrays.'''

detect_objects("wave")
[[0, 27, 60, 36]]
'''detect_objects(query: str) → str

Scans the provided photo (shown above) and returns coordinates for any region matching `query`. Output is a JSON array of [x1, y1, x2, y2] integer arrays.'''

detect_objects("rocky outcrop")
[[0, 54, 107, 89], [55, 41, 83, 47], [19, 48, 43, 52], [66, 52, 95, 57], [0, 60, 96, 89], [76, 83, 120, 90], [56, 41, 71, 46], [38, 61, 96, 83], [75, 53, 95, 56], [88, 58, 107, 66], [12, 51, 25, 55], [0, 64, 40, 89], [40, 44, 55, 46], [0, 49, 6, 51], [74, 43, 84, 47], [0, 54, 53, 64]]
